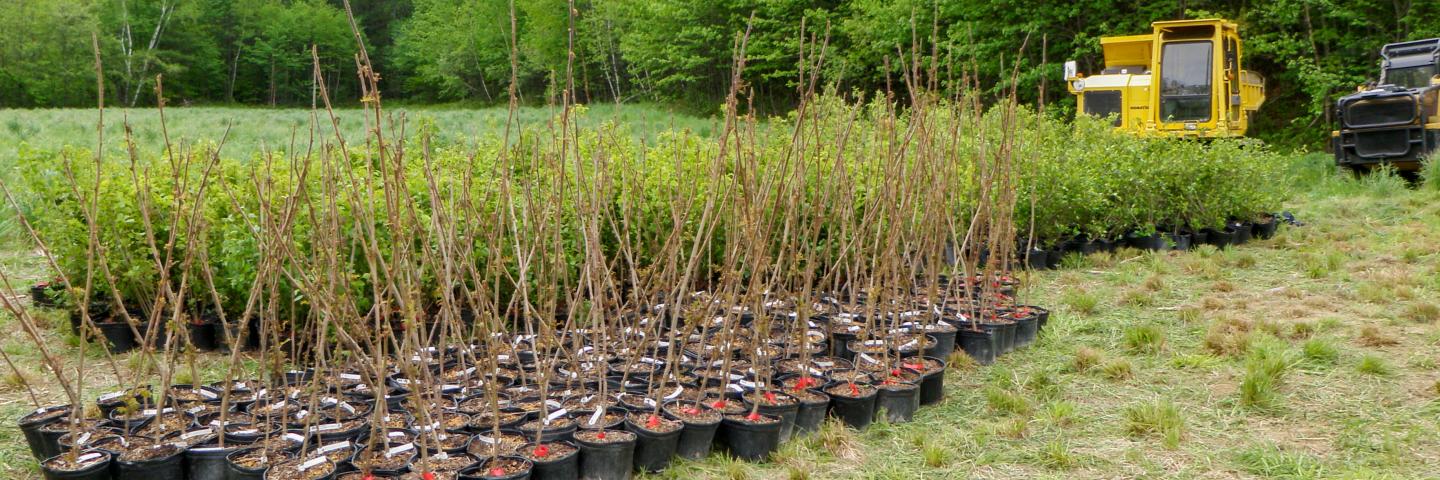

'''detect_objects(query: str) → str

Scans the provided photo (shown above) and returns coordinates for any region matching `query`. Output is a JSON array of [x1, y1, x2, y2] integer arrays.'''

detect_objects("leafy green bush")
[[8, 96, 1291, 321]]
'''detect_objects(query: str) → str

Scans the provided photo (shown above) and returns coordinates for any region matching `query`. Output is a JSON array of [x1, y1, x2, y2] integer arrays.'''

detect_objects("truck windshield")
[[1384, 65, 1434, 89], [1159, 41, 1213, 122]]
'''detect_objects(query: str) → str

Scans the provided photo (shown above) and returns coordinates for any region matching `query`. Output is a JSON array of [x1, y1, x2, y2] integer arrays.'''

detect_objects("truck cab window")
[[1383, 65, 1434, 89], [1159, 41, 1213, 122]]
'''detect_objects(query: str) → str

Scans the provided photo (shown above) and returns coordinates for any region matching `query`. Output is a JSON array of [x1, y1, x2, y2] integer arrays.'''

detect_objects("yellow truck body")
[[1064, 19, 1265, 138]]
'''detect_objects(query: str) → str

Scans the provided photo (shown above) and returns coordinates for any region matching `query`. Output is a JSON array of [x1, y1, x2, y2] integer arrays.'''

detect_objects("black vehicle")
[[1333, 38, 1440, 173]]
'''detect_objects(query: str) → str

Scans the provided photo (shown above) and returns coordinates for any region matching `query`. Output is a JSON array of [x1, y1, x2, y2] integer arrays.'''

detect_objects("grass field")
[[0, 104, 719, 164], [2, 150, 1440, 478]]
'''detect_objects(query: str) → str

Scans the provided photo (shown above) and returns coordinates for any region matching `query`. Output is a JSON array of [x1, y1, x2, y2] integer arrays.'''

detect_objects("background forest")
[[2, 0, 1439, 147]]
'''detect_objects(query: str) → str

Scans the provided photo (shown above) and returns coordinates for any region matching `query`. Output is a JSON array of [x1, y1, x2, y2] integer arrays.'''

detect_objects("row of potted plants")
[[20, 285, 1051, 479], [1021, 214, 1285, 269]]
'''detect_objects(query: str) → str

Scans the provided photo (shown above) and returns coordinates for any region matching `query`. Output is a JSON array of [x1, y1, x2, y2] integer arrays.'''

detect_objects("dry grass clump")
[[1402, 302, 1440, 323], [1072, 346, 1104, 372], [1204, 316, 1254, 356], [1357, 324, 1399, 347]]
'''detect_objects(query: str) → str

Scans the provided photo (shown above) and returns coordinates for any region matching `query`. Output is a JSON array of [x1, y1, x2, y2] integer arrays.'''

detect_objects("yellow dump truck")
[[1063, 18, 1265, 137]]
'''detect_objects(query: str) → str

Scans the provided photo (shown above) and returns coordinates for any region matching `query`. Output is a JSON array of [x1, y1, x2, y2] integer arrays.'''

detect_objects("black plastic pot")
[[1044, 246, 1063, 269], [1203, 228, 1234, 249], [188, 320, 219, 351], [225, 449, 270, 480], [115, 444, 185, 480], [792, 390, 830, 436], [1003, 321, 1020, 354], [745, 392, 799, 443], [19, 405, 69, 461], [718, 414, 781, 462], [1232, 221, 1254, 245], [460, 456, 534, 480], [523, 420, 578, 444], [1128, 233, 1167, 251], [95, 321, 136, 353], [1013, 315, 1039, 349], [1024, 247, 1048, 270], [528, 442, 580, 480], [917, 358, 947, 406], [186, 443, 241, 480], [921, 329, 956, 363], [873, 382, 920, 423], [1254, 216, 1279, 239], [829, 330, 859, 360], [956, 328, 996, 365], [664, 405, 720, 461], [826, 386, 876, 430], [573, 430, 635, 480], [41, 450, 113, 480], [624, 418, 681, 473], [1168, 232, 1193, 251]]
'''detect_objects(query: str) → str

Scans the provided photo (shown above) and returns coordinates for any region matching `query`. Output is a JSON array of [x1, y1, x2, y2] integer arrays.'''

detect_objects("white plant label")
[[78, 452, 102, 462], [339, 403, 356, 414], [199, 389, 218, 399], [384, 443, 414, 458], [339, 374, 361, 381], [727, 383, 744, 393], [475, 435, 496, 445], [387, 431, 406, 438], [814, 361, 833, 367], [298, 457, 327, 471], [318, 441, 351, 453], [588, 408, 604, 425], [187, 406, 207, 414], [545, 409, 568, 424], [181, 429, 212, 440], [98, 392, 124, 402], [234, 429, 257, 436], [847, 325, 862, 332], [858, 353, 878, 365], [285, 433, 305, 442], [665, 387, 684, 400], [315, 423, 341, 432], [76, 432, 91, 445]]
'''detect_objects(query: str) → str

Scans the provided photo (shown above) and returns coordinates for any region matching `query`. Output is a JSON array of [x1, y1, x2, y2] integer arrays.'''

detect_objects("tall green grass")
[[0, 104, 719, 164]]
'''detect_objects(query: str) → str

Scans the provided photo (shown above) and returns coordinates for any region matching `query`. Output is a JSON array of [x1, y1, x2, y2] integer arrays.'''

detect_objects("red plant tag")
[[746, 412, 761, 421], [682, 407, 700, 416], [890, 369, 903, 377], [489, 467, 506, 476], [848, 384, 859, 396], [533, 445, 550, 457], [646, 415, 661, 428], [596, 431, 607, 440], [363, 476, 376, 480], [711, 400, 727, 409], [904, 363, 923, 371], [794, 377, 815, 389], [763, 392, 777, 403], [423, 473, 436, 480]]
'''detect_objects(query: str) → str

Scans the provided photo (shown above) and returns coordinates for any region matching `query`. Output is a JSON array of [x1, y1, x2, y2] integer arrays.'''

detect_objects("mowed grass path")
[[2, 157, 1439, 478]]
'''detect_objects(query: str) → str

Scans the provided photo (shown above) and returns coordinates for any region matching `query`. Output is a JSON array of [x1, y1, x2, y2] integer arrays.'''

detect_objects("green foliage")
[[8, 95, 1289, 328], [1123, 324, 1166, 354], [1356, 355, 1393, 376], [1124, 399, 1184, 449], [5, 0, 1439, 146]]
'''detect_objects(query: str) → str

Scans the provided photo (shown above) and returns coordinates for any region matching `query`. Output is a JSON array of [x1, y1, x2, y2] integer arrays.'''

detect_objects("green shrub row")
[[8, 97, 1288, 318]]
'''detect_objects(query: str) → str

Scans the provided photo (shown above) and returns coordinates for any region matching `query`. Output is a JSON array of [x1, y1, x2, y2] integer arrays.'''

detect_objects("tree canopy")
[[2, 0, 1438, 147]]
